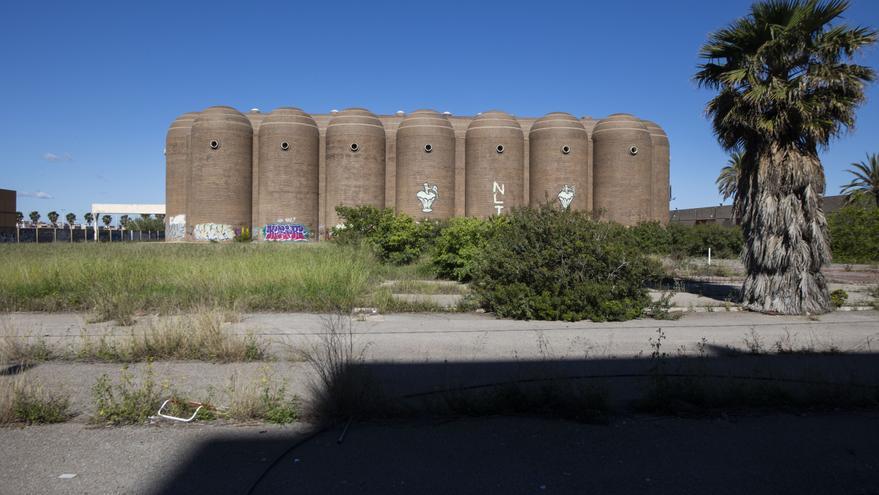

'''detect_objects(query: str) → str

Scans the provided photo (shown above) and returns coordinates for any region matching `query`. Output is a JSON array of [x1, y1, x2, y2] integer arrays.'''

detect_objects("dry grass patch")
[[1, 375, 71, 424]]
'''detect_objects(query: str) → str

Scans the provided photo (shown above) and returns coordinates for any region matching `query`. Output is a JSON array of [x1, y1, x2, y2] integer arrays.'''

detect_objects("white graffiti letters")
[[492, 181, 505, 215], [167, 214, 185, 240], [558, 185, 575, 209], [193, 223, 235, 241]]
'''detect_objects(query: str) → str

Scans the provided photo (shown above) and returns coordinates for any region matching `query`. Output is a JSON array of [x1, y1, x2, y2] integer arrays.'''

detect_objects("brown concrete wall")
[[324, 109, 386, 228], [256, 108, 320, 238], [164, 112, 197, 239], [592, 114, 653, 226], [395, 110, 456, 219], [188, 106, 253, 241], [464, 111, 525, 218], [0, 188, 15, 229], [529, 113, 590, 210]]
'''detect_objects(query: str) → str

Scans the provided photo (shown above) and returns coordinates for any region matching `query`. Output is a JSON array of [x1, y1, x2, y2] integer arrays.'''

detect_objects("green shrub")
[[471, 206, 658, 321], [668, 223, 743, 259], [92, 364, 163, 425], [828, 205, 879, 264], [332, 206, 431, 265], [628, 221, 672, 255], [830, 289, 848, 308], [431, 217, 498, 281]]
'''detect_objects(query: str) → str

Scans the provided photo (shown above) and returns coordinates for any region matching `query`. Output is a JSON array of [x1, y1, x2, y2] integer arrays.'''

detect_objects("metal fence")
[[0, 227, 165, 243]]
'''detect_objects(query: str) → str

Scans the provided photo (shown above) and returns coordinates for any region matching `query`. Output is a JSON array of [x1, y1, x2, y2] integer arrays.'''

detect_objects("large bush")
[[627, 221, 672, 255], [828, 205, 879, 264], [471, 206, 658, 321], [332, 206, 432, 265], [430, 217, 498, 281]]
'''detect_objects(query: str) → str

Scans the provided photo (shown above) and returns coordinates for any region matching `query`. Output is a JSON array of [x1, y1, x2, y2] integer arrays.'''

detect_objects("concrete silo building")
[[325, 108, 386, 228], [465, 111, 525, 218], [528, 112, 591, 211], [592, 113, 653, 226], [255, 108, 320, 241], [187, 106, 253, 241], [164, 111, 198, 240], [165, 106, 670, 240], [395, 110, 456, 219], [642, 120, 670, 224]]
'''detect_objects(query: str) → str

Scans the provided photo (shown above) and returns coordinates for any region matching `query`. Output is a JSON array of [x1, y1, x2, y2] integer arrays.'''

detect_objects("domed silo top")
[[327, 107, 384, 129], [169, 112, 199, 131], [641, 120, 669, 142], [193, 106, 253, 128], [592, 113, 649, 134], [261, 107, 318, 128], [466, 110, 521, 132], [398, 109, 454, 132], [529, 112, 586, 134]]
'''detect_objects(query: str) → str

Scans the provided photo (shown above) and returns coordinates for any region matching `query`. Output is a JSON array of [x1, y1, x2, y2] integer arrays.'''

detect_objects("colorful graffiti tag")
[[263, 224, 309, 242], [193, 223, 235, 241], [166, 214, 186, 240]]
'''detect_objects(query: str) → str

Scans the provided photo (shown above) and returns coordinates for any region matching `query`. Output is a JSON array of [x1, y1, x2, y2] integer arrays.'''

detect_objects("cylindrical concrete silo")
[[395, 110, 456, 219], [325, 108, 386, 228], [164, 111, 198, 241], [592, 114, 652, 226], [256, 108, 320, 241], [642, 120, 670, 225], [465, 111, 524, 218], [188, 106, 253, 241], [528, 112, 590, 211]]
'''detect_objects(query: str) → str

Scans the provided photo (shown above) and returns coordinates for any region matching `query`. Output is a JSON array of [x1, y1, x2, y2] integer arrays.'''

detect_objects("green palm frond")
[[840, 153, 879, 206], [695, 0, 877, 152], [716, 150, 744, 201]]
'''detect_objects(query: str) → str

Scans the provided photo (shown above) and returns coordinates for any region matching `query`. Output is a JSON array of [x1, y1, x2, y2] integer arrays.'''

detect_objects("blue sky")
[[2, 0, 878, 220]]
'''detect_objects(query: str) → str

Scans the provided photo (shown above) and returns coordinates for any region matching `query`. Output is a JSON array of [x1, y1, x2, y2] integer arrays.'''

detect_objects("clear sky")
[[2, 0, 878, 221]]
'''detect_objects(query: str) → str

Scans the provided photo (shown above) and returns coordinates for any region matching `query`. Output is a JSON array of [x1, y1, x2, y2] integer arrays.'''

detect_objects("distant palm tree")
[[102, 215, 112, 227], [694, 0, 876, 315], [15, 211, 23, 226], [840, 153, 879, 207], [47, 211, 59, 227], [29, 211, 40, 243], [120, 215, 130, 228], [716, 151, 743, 202], [84, 212, 94, 226], [66, 213, 76, 243], [140, 213, 151, 220]]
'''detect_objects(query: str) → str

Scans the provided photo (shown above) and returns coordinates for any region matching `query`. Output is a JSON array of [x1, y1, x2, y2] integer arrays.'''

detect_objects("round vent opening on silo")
[[424, 144, 433, 153], [496, 144, 504, 154], [280, 141, 290, 151], [350, 143, 360, 152], [561, 145, 571, 155], [629, 145, 639, 156], [209, 139, 220, 150]]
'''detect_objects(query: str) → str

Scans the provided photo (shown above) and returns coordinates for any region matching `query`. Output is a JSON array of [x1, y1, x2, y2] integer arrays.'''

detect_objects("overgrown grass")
[[0, 243, 423, 318], [224, 368, 299, 424], [1, 309, 268, 363], [0, 376, 71, 424]]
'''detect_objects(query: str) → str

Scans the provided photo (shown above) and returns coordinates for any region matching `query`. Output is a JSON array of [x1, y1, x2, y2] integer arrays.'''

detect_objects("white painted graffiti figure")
[[492, 181, 505, 215], [166, 214, 186, 240], [558, 185, 575, 209], [416, 183, 439, 213], [193, 223, 235, 241]]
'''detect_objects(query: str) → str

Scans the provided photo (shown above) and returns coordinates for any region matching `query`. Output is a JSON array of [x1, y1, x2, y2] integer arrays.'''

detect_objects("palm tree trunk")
[[736, 144, 831, 314]]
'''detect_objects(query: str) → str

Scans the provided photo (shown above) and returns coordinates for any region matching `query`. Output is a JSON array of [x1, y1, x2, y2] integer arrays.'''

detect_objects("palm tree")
[[716, 150, 744, 202], [840, 153, 879, 207], [15, 212, 23, 243], [16, 212, 23, 226], [29, 211, 40, 244], [47, 211, 59, 227], [84, 212, 94, 226], [66, 213, 76, 243], [102, 214, 112, 242], [695, 0, 876, 315]]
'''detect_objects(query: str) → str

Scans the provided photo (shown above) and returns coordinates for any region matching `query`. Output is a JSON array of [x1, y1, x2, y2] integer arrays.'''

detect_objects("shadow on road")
[[151, 351, 879, 494]]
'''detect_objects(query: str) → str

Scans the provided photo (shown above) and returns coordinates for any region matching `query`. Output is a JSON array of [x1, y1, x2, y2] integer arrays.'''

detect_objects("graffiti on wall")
[[166, 214, 185, 240], [193, 223, 235, 241], [492, 181, 505, 215], [416, 183, 439, 213], [264, 223, 309, 242], [558, 185, 575, 209]]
